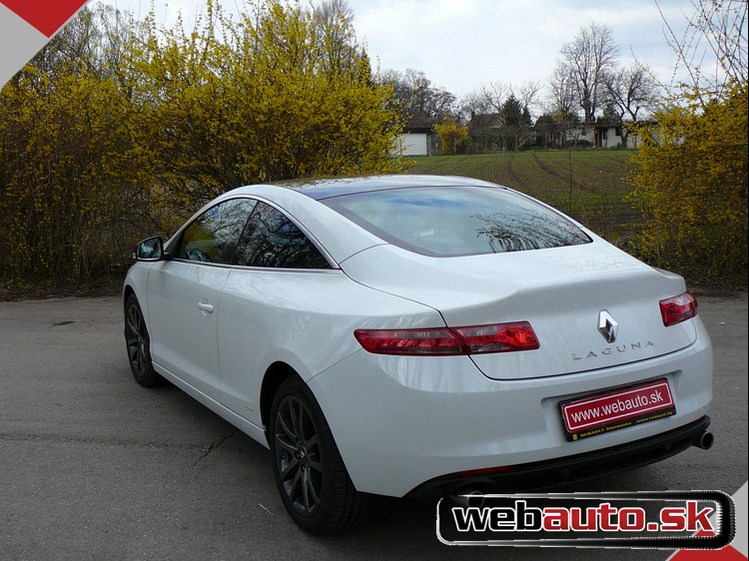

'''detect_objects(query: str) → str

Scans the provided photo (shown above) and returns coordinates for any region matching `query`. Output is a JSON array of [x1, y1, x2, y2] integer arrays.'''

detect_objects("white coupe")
[[123, 175, 713, 534]]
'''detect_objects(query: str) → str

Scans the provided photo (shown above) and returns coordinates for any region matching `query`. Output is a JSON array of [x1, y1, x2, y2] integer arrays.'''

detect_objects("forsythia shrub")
[[0, 67, 153, 282], [434, 119, 469, 155], [627, 82, 748, 285], [0, 0, 405, 285], [128, 0, 405, 212]]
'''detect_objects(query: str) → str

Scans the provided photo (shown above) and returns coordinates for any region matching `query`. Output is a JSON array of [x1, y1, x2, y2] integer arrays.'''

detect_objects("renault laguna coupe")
[[123, 175, 713, 534]]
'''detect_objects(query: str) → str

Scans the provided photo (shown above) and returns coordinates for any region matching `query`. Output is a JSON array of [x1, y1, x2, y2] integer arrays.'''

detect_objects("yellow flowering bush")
[[627, 83, 748, 285]]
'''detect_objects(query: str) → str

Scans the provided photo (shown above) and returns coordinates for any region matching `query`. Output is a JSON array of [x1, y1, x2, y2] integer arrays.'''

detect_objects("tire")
[[124, 293, 162, 387], [269, 376, 369, 534]]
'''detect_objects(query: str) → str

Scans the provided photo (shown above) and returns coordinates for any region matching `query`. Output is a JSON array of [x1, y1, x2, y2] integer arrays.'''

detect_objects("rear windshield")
[[322, 186, 591, 257]]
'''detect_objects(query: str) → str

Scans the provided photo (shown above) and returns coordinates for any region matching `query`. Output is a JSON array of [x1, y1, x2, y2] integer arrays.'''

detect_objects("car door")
[[218, 201, 334, 426], [147, 198, 256, 401]]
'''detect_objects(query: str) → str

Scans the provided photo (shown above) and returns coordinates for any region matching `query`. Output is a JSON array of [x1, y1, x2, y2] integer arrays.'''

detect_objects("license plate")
[[560, 379, 676, 441]]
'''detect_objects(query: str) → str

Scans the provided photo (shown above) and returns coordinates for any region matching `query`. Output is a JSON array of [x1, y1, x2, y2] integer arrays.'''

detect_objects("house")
[[395, 126, 433, 156], [567, 122, 623, 148], [565, 121, 658, 149]]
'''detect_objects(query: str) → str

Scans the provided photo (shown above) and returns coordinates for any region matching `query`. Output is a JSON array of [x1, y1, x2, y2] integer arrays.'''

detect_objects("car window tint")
[[322, 187, 591, 257], [176, 199, 256, 264], [235, 202, 330, 269]]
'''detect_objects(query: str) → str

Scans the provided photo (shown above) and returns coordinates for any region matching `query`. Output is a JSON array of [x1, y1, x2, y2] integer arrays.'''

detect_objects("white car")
[[124, 175, 713, 534]]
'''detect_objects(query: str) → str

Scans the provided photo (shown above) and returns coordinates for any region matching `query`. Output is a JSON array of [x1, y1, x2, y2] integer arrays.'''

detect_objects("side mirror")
[[135, 237, 165, 261]]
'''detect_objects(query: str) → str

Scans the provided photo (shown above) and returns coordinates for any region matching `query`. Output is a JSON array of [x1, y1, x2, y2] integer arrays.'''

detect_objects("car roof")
[[212, 175, 510, 264], [267, 174, 503, 200]]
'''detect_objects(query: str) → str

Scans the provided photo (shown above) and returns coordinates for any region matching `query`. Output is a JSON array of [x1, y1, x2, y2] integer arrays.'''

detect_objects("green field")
[[405, 151, 639, 244]]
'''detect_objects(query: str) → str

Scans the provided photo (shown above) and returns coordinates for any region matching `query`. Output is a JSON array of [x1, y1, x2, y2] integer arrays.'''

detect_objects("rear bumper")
[[309, 318, 712, 497], [406, 415, 711, 500]]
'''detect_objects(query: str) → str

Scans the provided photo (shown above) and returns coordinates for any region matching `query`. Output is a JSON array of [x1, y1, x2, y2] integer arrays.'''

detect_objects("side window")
[[175, 199, 256, 264], [235, 202, 331, 269]]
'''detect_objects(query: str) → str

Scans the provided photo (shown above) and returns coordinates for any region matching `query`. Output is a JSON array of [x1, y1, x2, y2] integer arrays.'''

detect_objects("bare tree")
[[657, 0, 747, 101], [543, 62, 581, 146], [457, 84, 502, 150], [459, 80, 540, 151], [479, 81, 509, 113], [312, 0, 359, 74], [459, 89, 492, 120], [560, 22, 618, 122], [313, 0, 354, 26], [547, 62, 578, 121], [514, 80, 542, 116], [602, 60, 661, 131], [377, 68, 457, 124], [459, 81, 507, 124]]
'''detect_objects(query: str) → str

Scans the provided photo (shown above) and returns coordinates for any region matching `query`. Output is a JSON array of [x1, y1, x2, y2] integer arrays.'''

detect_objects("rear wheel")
[[269, 376, 368, 534], [124, 293, 162, 387]]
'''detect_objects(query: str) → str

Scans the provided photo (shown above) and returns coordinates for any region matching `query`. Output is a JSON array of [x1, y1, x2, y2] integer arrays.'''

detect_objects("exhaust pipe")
[[692, 431, 714, 450], [450, 490, 485, 508]]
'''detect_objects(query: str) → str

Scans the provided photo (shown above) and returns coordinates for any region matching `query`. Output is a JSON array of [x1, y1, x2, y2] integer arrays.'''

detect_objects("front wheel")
[[269, 376, 369, 534], [124, 293, 162, 387]]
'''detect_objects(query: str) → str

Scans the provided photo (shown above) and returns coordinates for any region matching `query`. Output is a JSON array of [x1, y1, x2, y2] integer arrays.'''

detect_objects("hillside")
[[406, 151, 638, 244]]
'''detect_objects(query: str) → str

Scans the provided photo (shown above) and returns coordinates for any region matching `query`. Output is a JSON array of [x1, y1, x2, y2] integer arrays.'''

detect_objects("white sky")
[[102, 0, 702, 101]]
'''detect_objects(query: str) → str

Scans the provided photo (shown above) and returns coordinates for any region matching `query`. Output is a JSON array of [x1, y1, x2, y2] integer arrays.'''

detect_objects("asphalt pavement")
[[0, 293, 746, 561]]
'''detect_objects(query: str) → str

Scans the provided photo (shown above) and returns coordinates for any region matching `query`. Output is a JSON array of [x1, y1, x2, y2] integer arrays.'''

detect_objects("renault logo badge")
[[598, 310, 618, 343]]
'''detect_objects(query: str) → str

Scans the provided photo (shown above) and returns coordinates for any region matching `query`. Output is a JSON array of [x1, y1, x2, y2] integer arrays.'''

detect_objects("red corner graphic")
[[670, 546, 746, 561], [1, 0, 89, 37]]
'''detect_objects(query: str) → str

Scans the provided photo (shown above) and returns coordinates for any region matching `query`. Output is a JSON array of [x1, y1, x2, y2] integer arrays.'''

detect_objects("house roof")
[[406, 114, 437, 129], [468, 112, 502, 130]]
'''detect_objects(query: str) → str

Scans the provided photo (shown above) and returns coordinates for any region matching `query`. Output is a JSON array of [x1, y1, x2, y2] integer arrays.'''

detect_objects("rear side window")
[[322, 186, 591, 257], [235, 202, 330, 269], [175, 199, 256, 264]]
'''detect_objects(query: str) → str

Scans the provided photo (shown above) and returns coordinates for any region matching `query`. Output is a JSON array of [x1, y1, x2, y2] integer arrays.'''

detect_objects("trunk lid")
[[340, 239, 696, 380]]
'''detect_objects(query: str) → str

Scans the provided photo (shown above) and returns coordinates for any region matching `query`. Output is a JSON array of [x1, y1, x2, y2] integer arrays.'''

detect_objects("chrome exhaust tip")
[[693, 431, 714, 450], [450, 490, 486, 508]]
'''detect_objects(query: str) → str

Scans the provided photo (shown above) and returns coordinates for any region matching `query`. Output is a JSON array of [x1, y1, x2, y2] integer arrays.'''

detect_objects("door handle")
[[197, 301, 214, 314]]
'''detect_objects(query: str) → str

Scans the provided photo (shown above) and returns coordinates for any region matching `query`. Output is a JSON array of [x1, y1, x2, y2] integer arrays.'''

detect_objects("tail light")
[[354, 322, 539, 356], [660, 291, 698, 326]]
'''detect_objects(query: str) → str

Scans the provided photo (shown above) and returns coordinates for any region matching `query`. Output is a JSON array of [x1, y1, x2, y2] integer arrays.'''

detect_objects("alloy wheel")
[[273, 395, 324, 516], [125, 301, 148, 378]]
